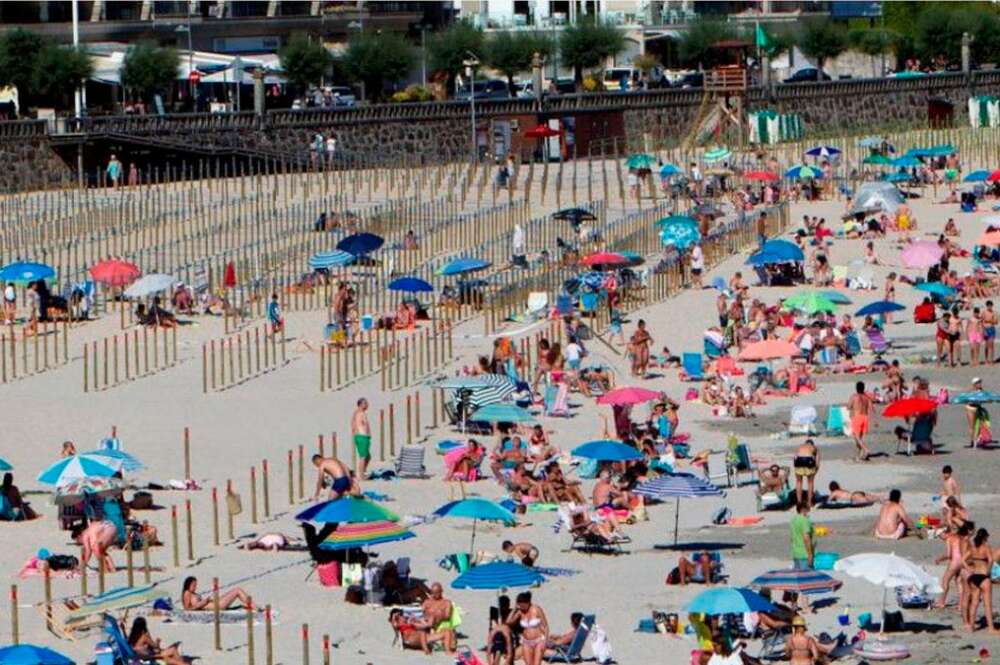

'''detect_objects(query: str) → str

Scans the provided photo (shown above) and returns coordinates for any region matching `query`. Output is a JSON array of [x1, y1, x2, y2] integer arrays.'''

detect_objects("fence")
[[82, 325, 179, 392], [202, 324, 287, 393], [0, 320, 71, 383]]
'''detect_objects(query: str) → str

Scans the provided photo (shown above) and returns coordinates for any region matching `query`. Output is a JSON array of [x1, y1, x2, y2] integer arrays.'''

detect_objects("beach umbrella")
[[224, 261, 237, 289], [53, 476, 125, 506], [89, 259, 141, 286], [437, 257, 491, 276], [882, 172, 910, 183], [580, 252, 629, 268], [388, 277, 433, 293], [337, 232, 384, 256], [951, 390, 1000, 405], [862, 154, 892, 165], [744, 170, 779, 181], [523, 125, 560, 139], [655, 214, 698, 228], [296, 496, 400, 524], [737, 339, 800, 362], [900, 241, 944, 269], [891, 155, 921, 168], [452, 561, 543, 590], [435, 374, 519, 408], [0, 644, 74, 665], [552, 208, 597, 225], [470, 403, 536, 424], [858, 136, 892, 149], [703, 147, 731, 163], [659, 163, 681, 177], [987, 170, 1000, 183], [805, 146, 841, 158], [65, 584, 165, 621], [922, 143, 956, 156], [0, 458, 10, 471], [781, 292, 838, 315], [834, 552, 942, 633], [309, 250, 354, 270], [571, 440, 643, 462], [634, 473, 723, 546], [749, 568, 842, 595], [855, 301, 906, 317], [785, 165, 822, 179], [685, 587, 776, 615], [913, 282, 956, 298], [37, 454, 123, 486], [659, 220, 701, 251], [434, 498, 516, 552], [0, 262, 55, 285], [746, 239, 804, 266], [705, 167, 734, 177], [882, 398, 937, 419], [596, 386, 661, 406], [964, 170, 990, 183], [626, 153, 656, 169], [123, 273, 175, 298], [320, 520, 414, 550], [819, 290, 852, 305]]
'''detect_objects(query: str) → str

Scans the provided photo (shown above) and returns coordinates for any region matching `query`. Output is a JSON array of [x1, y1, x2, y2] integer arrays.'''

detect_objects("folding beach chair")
[[525, 292, 549, 320], [703, 337, 724, 359], [701, 452, 731, 488], [39, 596, 105, 640], [395, 446, 427, 478], [681, 353, 704, 381], [544, 614, 595, 663], [817, 345, 839, 365], [103, 613, 156, 664], [544, 381, 570, 417], [865, 328, 892, 356], [897, 415, 934, 456], [844, 331, 862, 357], [726, 443, 756, 487], [558, 507, 624, 556], [788, 405, 818, 436], [825, 405, 849, 436]]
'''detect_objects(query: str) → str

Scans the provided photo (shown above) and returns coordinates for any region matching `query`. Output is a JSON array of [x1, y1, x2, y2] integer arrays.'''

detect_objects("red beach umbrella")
[[223, 261, 236, 288], [987, 170, 1000, 183], [881, 398, 937, 419], [89, 259, 141, 287], [524, 125, 561, 139], [745, 171, 779, 182], [596, 386, 661, 406], [580, 252, 629, 268]]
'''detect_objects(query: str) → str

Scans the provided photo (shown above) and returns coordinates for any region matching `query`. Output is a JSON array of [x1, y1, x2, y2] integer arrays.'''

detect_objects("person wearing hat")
[[966, 377, 992, 448], [785, 615, 820, 664]]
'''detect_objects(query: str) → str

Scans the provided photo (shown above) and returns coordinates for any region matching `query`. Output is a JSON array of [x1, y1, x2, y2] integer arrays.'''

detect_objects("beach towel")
[[163, 608, 274, 625]]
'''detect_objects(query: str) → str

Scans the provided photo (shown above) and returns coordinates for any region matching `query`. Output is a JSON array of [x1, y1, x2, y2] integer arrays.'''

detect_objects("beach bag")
[[342, 563, 363, 586], [665, 567, 681, 585], [46, 555, 79, 571], [317, 561, 341, 587], [590, 624, 612, 664], [131, 491, 153, 510], [226, 490, 243, 516]]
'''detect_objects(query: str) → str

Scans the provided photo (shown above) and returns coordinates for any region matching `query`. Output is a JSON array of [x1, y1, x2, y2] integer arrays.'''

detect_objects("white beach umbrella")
[[834, 552, 942, 633], [124, 273, 175, 298]]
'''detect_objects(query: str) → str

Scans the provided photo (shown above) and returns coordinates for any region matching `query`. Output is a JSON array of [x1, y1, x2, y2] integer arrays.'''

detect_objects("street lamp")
[[175, 21, 194, 108], [463, 53, 479, 160]]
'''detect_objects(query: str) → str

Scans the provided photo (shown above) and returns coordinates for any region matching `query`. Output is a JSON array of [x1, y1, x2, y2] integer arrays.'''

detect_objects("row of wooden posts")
[[82, 325, 179, 392], [0, 320, 70, 383], [202, 324, 287, 393]]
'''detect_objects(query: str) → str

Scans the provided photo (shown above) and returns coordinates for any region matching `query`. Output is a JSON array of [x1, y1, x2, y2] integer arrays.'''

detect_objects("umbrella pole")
[[674, 497, 680, 547], [470, 518, 477, 556], [880, 585, 887, 634]]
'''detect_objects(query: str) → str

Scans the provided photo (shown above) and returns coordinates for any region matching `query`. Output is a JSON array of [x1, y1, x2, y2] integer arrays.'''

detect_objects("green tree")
[[849, 27, 899, 76], [342, 31, 414, 101], [677, 18, 737, 69], [797, 18, 848, 80], [33, 45, 94, 108], [278, 35, 331, 92], [0, 28, 45, 99], [485, 31, 553, 95], [121, 42, 180, 102], [427, 20, 484, 96], [559, 19, 626, 89], [914, 5, 1000, 66]]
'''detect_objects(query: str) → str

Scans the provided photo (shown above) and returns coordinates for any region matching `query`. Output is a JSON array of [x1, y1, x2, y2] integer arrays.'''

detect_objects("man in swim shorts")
[[984, 301, 997, 363], [312, 455, 351, 499], [351, 398, 371, 479], [847, 381, 873, 461]]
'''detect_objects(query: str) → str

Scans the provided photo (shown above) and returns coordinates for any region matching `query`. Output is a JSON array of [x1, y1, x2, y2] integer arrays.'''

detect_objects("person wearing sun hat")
[[785, 615, 820, 664], [966, 377, 992, 448]]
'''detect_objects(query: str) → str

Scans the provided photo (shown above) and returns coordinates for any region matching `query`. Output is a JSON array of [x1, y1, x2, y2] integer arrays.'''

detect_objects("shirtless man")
[[941, 465, 961, 503], [874, 489, 915, 540], [502, 540, 540, 566], [983, 301, 997, 363], [592, 469, 627, 511], [421, 583, 457, 652], [847, 381, 873, 461], [351, 398, 371, 479], [883, 360, 904, 402], [311, 454, 352, 499]]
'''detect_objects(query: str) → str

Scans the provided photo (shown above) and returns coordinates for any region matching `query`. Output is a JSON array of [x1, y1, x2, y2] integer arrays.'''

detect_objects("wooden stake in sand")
[[43, 567, 52, 632], [10, 584, 19, 644], [226, 480, 235, 541], [184, 427, 191, 480], [185, 499, 194, 561], [297, 445, 305, 500], [287, 450, 294, 506], [246, 597, 255, 665], [265, 605, 274, 665], [262, 459, 270, 518], [322, 634, 331, 665], [250, 466, 258, 524], [302, 624, 310, 665], [213, 577, 222, 650], [171, 505, 180, 568], [143, 537, 151, 584], [126, 539, 134, 588], [212, 487, 220, 546]]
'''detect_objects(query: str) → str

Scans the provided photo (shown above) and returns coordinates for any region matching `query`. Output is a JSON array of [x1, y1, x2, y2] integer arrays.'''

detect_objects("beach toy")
[[361, 314, 373, 331], [814, 552, 839, 570], [838, 605, 851, 626], [814, 526, 830, 537], [853, 638, 910, 661], [857, 612, 872, 629], [37, 548, 50, 560]]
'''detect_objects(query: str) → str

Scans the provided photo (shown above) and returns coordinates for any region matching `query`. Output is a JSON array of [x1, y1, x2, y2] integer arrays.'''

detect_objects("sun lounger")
[[526, 292, 549, 320], [558, 507, 624, 556], [897, 415, 934, 456], [543, 613, 595, 663], [864, 328, 892, 356], [39, 596, 103, 640], [681, 353, 704, 381]]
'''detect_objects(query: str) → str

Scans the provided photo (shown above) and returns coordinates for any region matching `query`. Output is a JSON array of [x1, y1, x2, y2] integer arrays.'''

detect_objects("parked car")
[[604, 66, 664, 91], [783, 68, 831, 83], [674, 72, 704, 89], [516, 78, 577, 98], [328, 86, 356, 106], [455, 79, 511, 100]]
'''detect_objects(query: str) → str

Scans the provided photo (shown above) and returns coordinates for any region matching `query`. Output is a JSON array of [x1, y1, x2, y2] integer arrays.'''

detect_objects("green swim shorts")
[[353, 433, 371, 458]]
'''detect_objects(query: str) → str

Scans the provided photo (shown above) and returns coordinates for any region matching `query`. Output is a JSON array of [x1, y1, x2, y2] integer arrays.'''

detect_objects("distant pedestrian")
[[267, 293, 283, 334], [106, 154, 122, 188]]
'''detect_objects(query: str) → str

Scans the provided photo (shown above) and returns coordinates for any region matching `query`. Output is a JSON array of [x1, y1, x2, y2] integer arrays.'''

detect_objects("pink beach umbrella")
[[596, 386, 662, 406], [900, 241, 944, 269]]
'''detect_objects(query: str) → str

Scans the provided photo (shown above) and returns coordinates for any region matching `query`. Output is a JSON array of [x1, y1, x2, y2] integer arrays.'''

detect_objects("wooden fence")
[[202, 324, 287, 393], [82, 325, 179, 392]]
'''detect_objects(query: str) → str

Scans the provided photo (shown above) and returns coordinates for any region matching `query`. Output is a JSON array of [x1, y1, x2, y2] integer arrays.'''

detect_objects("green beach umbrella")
[[863, 154, 892, 165], [703, 147, 732, 163], [626, 153, 656, 169], [781, 292, 839, 315]]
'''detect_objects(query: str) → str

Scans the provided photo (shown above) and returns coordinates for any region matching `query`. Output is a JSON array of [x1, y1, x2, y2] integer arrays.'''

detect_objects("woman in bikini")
[[792, 439, 819, 508], [127, 617, 185, 665], [968, 307, 984, 366], [883, 273, 897, 324], [963, 528, 999, 633], [935, 523, 972, 609], [182, 576, 252, 612], [388, 608, 442, 654], [936, 313, 952, 367], [507, 592, 548, 665], [629, 319, 653, 378], [785, 616, 820, 665]]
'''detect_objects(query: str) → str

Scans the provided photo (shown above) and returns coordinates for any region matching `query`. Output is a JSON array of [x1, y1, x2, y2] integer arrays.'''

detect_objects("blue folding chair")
[[102, 613, 155, 664], [544, 614, 595, 662], [682, 353, 704, 381]]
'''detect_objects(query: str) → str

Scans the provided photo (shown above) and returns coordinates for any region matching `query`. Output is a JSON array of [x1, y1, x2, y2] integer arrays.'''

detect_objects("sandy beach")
[[3, 146, 1000, 665]]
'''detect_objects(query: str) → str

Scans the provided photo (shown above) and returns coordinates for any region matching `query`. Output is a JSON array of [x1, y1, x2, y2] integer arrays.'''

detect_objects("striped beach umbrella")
[[65, 584, 165, 621], [635, 474, 724, 547], [309, 250, 354, 270], [436, 374, 519, 408], [53, 476, 125, 506], [320, 520, 414, 550], [89, 438, 144, 473], [785, 164, 823, 179], [296, 496, 400, 524], [703, 147, 731, 163], [805, 146, 841, 158], [749, 568, 843, 595], [37, 454, 123, 486], [452, 561, 544, 590]]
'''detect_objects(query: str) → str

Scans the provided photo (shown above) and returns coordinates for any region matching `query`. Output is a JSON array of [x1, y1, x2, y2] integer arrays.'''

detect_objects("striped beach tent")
[[436, 374, 520, 408]]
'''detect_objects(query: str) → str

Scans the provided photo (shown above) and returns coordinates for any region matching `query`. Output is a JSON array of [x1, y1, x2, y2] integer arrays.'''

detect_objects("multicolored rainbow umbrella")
[[319, 520, 415, 551]]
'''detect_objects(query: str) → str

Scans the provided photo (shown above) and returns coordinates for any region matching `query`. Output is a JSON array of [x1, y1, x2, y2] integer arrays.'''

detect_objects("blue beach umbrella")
[[965, 170, 990, 183], [296, 496, 400, 524], [659, 163, 681, 177], [855, 301, 906, 317], [805, 146, 841, 158], [470, 403, 536, 424], [659, 220, 701, 251], [634, 473, 723, 546], [685, 587, 776, 615], [37, 454, 122, 486], [452, 561, 544, 590], [747, 239, 804, 266], [0, 262, 55, 285], [785, 165, 822, 180], [819, 290, 852, 305], [572, 440, 643, 462], [309, 250, 354, 270], [434, 498, 517, 551], [0, 644, 74, 665], [388, 277, 433, 293], [89, 439, 144, 473], [0, 458, 10, 471], [655, 214, 698, 228], [438, 258, 491, 276], [336, 232, 384, 256], [913, 282, 956, 298], [892, 155, 921, 168], [883, 172, 911, 183], [952, 390, 1000, 405], [626, 153, 656, 169]]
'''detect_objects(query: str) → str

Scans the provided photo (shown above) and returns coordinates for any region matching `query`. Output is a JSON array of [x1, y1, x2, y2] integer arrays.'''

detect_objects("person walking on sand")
[[847, 381, 873, 461], [311, 454, 352, 499], [106, 154, 122, 188], [789, 501, 814, 570], [689, 243, 704, 289], [963, 528, 999, 634], [267, 293, 283, 335], [352, 398, 371, 479], [628, 319, 652, 378]]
